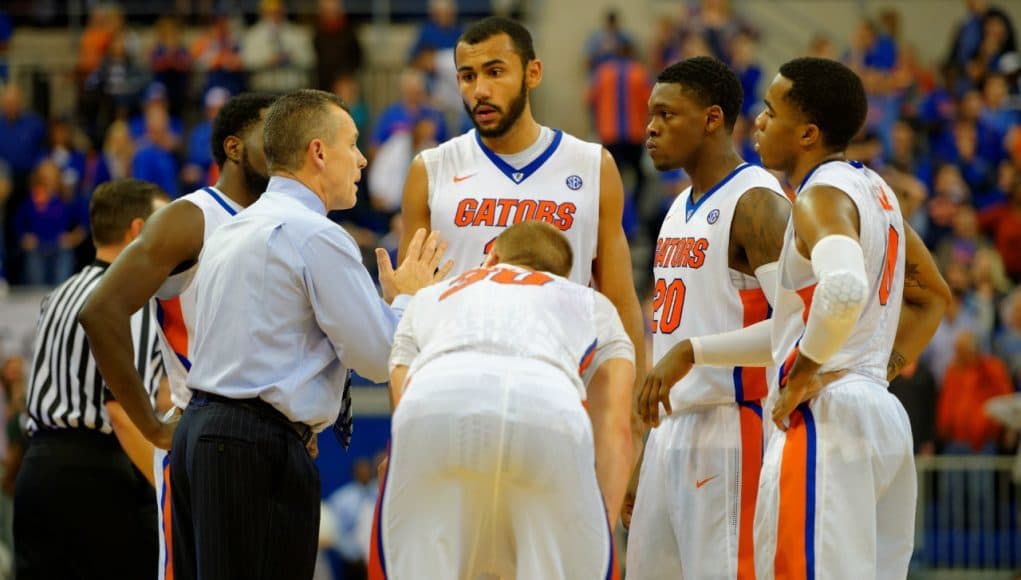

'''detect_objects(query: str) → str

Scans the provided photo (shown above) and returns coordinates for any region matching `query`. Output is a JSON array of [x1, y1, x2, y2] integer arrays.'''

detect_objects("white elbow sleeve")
[[798, 235, 869, 364]]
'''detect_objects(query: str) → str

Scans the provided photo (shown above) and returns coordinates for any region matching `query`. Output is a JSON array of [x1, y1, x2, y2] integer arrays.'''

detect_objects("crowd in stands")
[[0, 0, 1020, 464]]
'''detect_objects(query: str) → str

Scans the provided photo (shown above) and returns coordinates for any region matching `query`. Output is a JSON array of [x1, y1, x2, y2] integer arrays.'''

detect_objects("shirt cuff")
[[391, 294, 412, 312]]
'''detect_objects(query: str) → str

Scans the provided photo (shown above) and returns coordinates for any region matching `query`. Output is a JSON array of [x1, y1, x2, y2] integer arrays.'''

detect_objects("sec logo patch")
[[566, 175, 583, 190], [707, 209, 720, 224]]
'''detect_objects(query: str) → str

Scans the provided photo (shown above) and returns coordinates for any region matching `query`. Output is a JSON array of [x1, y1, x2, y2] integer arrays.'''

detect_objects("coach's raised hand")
[[376, 228, 453, 304]]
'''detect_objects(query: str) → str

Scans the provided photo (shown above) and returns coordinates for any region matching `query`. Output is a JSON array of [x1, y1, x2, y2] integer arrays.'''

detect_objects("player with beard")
[[79, 93, 277, 580], [398, 17, 646, 456]]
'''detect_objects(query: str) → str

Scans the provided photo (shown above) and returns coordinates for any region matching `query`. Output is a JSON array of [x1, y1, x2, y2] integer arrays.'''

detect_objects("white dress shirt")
[[187, 176, 409, 431]]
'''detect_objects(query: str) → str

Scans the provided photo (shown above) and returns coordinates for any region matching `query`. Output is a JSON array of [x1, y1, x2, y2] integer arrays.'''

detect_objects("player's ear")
[[799, 123, 822, 149], [482, 249, 499, 268], [525, 58, 542, 90], [705, 105, 725, 134], [223, 135, 243, 165]]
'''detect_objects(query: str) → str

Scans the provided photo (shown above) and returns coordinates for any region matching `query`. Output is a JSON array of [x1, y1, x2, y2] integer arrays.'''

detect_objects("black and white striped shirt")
[[26, 261, 164, 434]]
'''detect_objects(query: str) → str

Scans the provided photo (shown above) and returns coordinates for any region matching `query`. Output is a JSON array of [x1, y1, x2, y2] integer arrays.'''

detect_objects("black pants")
[[14, 428, 157, 580], [170, 393, 320, 580]]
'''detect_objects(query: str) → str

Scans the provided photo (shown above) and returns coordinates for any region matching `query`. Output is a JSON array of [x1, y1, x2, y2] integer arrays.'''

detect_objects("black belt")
[[190, 390, 314, 446]]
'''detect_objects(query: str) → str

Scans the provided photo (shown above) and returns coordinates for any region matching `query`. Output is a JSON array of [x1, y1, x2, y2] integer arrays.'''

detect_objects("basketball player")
[[398, 16, 646, 410], [379, 221, 634, 579], [624, 57, 790, 580], [638, 58, 950, 579], [79, 93, 277, 580]]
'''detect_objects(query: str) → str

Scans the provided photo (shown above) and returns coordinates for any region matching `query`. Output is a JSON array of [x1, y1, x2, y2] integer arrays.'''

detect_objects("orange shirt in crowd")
[[938, 354, 1014, 451]]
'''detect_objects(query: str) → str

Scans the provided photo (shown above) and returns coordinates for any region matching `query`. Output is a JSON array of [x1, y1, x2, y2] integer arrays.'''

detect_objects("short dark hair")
[[211, 92, 277, 168], [494, 220, 573, 278], [90, 178, 165, 245], [778, 57, 868, 151], [263, 89, 349, 173], [458, 16, 536, 67], [657, 56, 744, 131]]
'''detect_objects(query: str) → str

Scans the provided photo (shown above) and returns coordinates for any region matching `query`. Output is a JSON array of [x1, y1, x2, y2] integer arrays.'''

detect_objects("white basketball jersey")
[[423, 129, 602, 285], [403, 265, 619, 399], [154, 187, 243, 409], [652, 164, 787, 412], [773, 161, 905, 386]]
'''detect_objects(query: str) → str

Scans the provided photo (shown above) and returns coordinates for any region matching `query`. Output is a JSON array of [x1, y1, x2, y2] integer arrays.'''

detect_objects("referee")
[[14, 178, 167, 580]]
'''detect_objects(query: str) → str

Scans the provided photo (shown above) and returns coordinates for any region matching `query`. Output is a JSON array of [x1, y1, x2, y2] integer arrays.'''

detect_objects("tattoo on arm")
[[887, 350, 907, 381], [735, 188, 791, 270]]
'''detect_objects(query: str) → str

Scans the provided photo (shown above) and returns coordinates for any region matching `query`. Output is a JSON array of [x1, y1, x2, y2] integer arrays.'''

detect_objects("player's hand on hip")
[[148, 416, 179, 450], [376, 228, 453, 303], [638, 339, 694, 428], [771, 368, 822, 431]]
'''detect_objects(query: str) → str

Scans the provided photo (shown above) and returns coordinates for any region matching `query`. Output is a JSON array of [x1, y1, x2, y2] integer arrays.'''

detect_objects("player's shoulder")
[[555, 130, 604, 158], [421, 130, 476, 163]]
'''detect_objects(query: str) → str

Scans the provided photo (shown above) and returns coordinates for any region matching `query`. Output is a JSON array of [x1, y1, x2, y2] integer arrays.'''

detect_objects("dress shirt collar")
[[267, 176, 327, 215]]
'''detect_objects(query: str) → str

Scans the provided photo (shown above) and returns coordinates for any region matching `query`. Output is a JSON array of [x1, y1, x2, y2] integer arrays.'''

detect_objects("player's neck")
[[216, 171, 260, 208], [95, 244, 126, 264], [790, 150, 846, 193], [687, 147, 744, 204], [478, 115, 542, 155]]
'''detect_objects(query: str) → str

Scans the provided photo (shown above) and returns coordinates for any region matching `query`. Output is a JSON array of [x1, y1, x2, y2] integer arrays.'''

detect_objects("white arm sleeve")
[[583, 293, 635, 386], [690, 319, 774, 367], [388, 295, 420, 372], [754, 262, 779, 307], [798, 234, 869, 364]]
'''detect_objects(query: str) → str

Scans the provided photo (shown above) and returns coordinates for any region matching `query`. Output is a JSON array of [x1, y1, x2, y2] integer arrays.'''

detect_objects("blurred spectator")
[[965, 10, 1017, 86], [938, 331, 1013, 452], [149, 17, 192, 116], [586, 45, 651, 203], [0, 160, 10, 283], [648, 15, 683, 74], [980, 73, 1018, 135], [936, 205, 993, 272], [182, 87, 229, 191], [241, 0, 315, 93], [84, 120, 134, 192], [804, 33, 838, 60], [129, 83, 184, 142], [372, 68, 448, 153], [76, 4, 124, 82], [408, 0, 463, 66], [14, 161, 81, 286], [926, 164, 970, 247], [682, 0, 748, 62], [369, 117, 438, 213], [924, 262, 995, 383], [44, 117, 88, 199], [332, 75, 369, 151], [0, 10, 11, 83], [314, 0, 363, 90], [191, 14, 246, 96], [995, 287, 1021, 380], [326, 458, 378, 580], [585, 9, 635, 74], [889, 361, 938, 455], [729, 32, 762, 119], [131, 108, 179, 197], [0, 84, 46, 191], [979, 169, 1021, 280], [886, 119, 934, 188], [0, 355, 25, 555], [82, 31, 151, 148]]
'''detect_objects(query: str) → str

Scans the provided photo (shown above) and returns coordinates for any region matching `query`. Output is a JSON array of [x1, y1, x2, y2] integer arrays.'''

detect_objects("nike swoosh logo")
[[453, 173, 477, 183], [696, 475, 718, 489]]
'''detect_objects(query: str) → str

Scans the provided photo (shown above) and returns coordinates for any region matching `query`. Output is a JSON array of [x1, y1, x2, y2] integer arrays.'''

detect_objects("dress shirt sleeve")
[[301, 227, 403, 384], [583, 292, 636, 387], [389, 295, 420, 372]]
